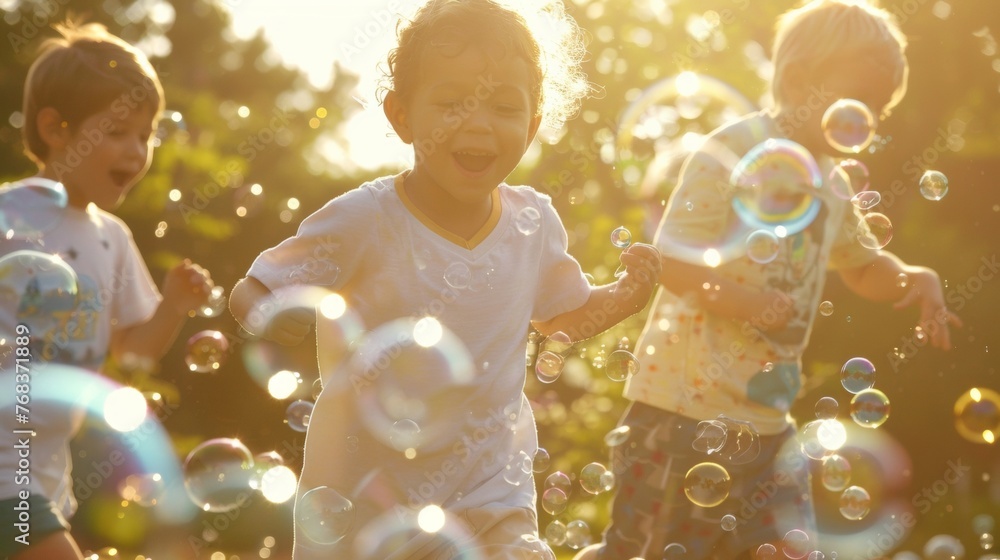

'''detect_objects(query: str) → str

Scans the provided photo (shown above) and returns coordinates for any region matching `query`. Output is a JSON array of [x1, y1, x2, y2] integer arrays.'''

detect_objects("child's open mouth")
[[453, 150, 496, 173], [110, 171, 132, 188]]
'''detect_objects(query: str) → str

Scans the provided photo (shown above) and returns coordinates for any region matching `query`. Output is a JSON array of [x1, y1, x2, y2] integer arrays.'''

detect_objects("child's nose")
[[462, 107, 493, 133]]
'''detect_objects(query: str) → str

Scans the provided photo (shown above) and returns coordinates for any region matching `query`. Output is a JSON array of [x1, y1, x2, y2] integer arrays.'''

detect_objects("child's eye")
[[438, 100, 461, 110], [495, 104, 521, 115]]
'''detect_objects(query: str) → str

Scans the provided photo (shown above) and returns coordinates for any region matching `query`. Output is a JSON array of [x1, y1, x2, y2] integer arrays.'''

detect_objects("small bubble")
[[610, 226, 632, 248]]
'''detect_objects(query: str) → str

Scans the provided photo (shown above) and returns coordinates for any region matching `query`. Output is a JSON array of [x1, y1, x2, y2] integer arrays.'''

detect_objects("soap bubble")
[[515, 207, 542, 235], [829, 159, 870, 199], [564, 520, 591, 549], [0, 179, 68, 241], [839, 485, 871, 520], [197, 285, 227, 317], [544, 520, 567, 546], [782, 529, 812, 560], [840, 357, 875, 394], [611, 226, 632, 248], [183, 438, 255, 512], [821, 454, 852, 492], [746, 229, 780, 264], [856, 213, 893, 250], [348, 317, 474, 453], [819, 300, 834, 317], [953, 387, 1000, 444], [721, 514, 738, 531], [285, 400, 314, 432], [822, 99, 877, 154], [296, 486, 355, 545], [815, 396, 839, 419], [533, 448, 551, 472], [580, 462, 614, 494], [850, 388, 891, 428], [919, 170, 949, 201], [541, 487, 568, 515], [851, 191, 881, 211], [0, 250, 79, 326], [731, 139, 822, 236], [604, 425, 631, 447], [606, 338, 639, 381], [185, 330, 229, 373], [683, 462, 732, 507], [663, 543, 688, 559]]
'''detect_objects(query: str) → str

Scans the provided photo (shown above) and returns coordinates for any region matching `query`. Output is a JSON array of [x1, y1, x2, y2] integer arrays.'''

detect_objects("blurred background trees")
[[2, 0, 998, 557]]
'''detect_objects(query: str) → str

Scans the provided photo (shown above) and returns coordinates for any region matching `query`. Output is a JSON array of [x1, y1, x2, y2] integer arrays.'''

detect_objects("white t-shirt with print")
[[0, 179, 160, 519]]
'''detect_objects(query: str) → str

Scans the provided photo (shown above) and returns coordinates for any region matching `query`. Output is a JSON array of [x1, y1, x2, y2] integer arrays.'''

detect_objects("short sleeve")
[[531, 195, 590, 322], [826, 200, 879, 270], [247, 186, 379, 292], [112, 223, 160, 330], [654, 146, 739, 256]]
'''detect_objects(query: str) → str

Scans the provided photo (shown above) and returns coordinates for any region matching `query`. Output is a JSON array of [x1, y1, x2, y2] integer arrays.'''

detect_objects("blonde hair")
[[771, 0, 908, 114], [380, 0, 590, 131], [22, 21, 164, 165]]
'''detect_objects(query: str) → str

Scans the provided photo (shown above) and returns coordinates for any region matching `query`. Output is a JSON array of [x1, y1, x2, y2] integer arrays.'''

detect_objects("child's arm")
[[657, 255, 795, 330], [532, 243, 661, 340], [229, 276, 315, 345], [292, 313, 354, 560], [839, 251, 962, 349], [109, 259, 213, 361]]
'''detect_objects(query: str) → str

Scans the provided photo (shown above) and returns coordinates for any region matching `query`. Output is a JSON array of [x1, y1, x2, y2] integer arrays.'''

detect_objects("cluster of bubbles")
[[183, 438, 300, 514], [691, 415, 762, 465]]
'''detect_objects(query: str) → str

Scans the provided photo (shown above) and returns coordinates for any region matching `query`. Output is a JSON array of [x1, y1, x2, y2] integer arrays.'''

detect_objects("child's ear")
[[383, 91, 413, 144], [526, 112, 542, 143], [36, 107, 71, 151]]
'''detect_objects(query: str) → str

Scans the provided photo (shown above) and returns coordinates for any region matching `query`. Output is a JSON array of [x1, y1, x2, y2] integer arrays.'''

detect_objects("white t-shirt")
[[0, 179, 160, 518], [248, 174, 590, 546]]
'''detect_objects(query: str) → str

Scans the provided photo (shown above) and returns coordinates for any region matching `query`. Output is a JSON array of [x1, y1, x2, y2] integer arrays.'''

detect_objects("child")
[[228, 0, 660, 557], [0, 22, 213, 559], [578, 1, 962, 558]]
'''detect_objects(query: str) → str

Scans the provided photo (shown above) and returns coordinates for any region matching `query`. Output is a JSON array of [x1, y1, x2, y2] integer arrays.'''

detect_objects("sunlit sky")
[[225, 0, 427, 171]]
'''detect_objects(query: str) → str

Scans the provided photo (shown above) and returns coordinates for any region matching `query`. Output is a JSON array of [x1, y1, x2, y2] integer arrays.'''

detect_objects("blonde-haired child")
[[578, 1, 959, 558], [229, 1, 661, 558]]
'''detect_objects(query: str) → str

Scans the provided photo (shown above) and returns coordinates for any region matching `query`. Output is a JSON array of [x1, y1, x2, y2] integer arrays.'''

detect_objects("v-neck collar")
[[395, 173, 503, 251]]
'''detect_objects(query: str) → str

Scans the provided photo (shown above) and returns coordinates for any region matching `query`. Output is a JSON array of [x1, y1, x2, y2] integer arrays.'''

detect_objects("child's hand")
[[893, 268, 963, 350], [163, 259, 214, 316], [614, 243, 661, 306], [262, 307, 315, 346]]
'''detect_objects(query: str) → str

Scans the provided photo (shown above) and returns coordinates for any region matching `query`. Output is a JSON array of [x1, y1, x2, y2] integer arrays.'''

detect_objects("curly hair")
[[379, 0, 590, 131]]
